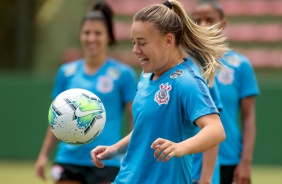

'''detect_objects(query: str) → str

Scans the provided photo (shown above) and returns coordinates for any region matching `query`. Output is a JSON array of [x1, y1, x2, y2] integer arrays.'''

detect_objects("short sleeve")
[[51, 66, 67, 99], [209, 79, 223, 111], [238, 61, 260, 99], [179, 73, 219, 124], [119, 66, 137, 104]]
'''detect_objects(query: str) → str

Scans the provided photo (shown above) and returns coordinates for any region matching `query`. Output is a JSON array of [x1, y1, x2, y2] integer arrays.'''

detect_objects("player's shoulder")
[[60, 59, 83, 77], [223, 50, 251, 68], [183, 57, 199, 69], [107, 57, 134, 72], [106, 57, 136, 81], [172, 62, 207, 89], [180, 61, 204, 79]]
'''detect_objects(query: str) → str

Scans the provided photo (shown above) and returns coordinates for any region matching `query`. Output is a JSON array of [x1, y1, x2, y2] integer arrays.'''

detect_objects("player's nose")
[[199, 20, 208, 27]]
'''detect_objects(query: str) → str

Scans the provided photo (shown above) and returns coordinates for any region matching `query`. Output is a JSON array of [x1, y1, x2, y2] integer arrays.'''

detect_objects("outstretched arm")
[[91, 101, 134, 168], [35, 127, 58, 180], [233, 96, 256, 184], [152, 114, 225, 162], [199, 146, 218, 184], [91, 131, 132, 168]]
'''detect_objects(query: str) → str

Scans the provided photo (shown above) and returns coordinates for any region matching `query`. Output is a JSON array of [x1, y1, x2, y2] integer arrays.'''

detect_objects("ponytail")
[[92, 2, 115, 45], [81, 2, 116, 46], [170, 0, 227, 85], [134, 0, 228, 86]]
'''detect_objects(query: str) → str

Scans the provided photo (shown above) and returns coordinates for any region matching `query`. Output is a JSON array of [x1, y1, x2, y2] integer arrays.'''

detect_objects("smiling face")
[[131, 21, 172, 74], [80, 20, 109, 58], [192, 3, 224, 28]]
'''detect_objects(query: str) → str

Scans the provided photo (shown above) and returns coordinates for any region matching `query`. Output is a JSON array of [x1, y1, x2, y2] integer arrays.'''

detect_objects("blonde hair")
[[133, 0, 228, 86]]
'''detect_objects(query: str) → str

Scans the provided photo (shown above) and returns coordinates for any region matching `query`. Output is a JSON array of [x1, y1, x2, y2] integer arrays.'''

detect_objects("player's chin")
[[86, 50, 101, 58], [141, 66, 152, 74]]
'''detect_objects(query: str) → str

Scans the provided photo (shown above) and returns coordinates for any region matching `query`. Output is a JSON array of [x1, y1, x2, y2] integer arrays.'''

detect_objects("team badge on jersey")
[[154, 83, 172, 105], [226, 55, 241, 67], [217, 67, 234, 85], [170, 69, 183, 79], [96, 76, 113, 93], [64, 64, 77, 77], [107, 68, 120, 80]]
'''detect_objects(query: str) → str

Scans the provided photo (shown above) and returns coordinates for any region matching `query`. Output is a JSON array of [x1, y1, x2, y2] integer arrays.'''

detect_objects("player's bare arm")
[[151, 114, 225, 162], [91, 131, 133, 168]]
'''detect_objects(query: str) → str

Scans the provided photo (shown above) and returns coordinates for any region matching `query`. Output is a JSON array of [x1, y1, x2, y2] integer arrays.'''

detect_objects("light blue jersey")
[[185, 58, 222, 184], [114, 62, 219, 184], [52, 57, 137, 167], [217, 50, 260, 165]]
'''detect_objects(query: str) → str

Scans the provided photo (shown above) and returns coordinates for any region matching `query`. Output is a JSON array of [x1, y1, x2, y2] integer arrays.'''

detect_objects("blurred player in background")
[[183, 56, 222, 184], [91, 1, 227, 183], [35, 2, 137, 184], [182, 50, 222, 184], [60, 47, 83, 64], [192, 0, 260, 183]]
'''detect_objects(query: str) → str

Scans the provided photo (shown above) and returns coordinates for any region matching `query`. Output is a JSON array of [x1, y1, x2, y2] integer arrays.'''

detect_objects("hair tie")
[[163, 1, 172, 9]]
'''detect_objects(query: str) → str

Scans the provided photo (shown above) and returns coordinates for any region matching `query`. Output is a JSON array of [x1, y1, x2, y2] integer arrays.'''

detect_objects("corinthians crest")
[[217, 67, 234, 85], [154, 83, 172, 105]]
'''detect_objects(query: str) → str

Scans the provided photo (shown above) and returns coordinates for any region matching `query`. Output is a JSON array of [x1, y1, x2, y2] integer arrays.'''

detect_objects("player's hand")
[[34, 156, 48, 180], [91, 146, 117, 168], [198, 179, 211, 184], [151, 138, 183, 162], [232, 161, 251, 184]]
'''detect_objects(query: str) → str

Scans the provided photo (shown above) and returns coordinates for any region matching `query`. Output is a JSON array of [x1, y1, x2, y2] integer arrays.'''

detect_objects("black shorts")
[[220, 165, 237, 184], [51, 163, 120, 184]]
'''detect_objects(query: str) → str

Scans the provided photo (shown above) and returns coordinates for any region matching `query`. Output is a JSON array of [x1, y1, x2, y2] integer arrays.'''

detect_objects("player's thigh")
[[51, 163, 85, 184], [220, 165, 237, 184], [85, 166, 120, 184]]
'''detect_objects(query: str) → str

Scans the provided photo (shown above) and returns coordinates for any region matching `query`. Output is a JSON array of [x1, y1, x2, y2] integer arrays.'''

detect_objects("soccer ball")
[[48, 88, 106, 145]]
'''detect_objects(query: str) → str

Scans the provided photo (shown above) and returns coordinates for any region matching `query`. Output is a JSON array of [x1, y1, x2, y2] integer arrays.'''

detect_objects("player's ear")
[[165, 33, 173, 50], [220, 18, 227, 30]]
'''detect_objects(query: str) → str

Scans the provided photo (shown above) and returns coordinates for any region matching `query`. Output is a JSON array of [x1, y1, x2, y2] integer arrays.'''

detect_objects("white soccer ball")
[[48, 88, 106, 145]]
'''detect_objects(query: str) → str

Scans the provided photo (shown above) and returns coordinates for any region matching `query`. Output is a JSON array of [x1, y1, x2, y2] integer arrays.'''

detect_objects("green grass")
[[0, 160, 281, 184], [252, 165, 282, 184], [0, 160, 53, 184]]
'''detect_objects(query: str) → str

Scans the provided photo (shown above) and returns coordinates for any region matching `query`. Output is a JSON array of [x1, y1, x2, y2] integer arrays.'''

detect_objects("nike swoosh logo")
[[75, 108, 103, 117]]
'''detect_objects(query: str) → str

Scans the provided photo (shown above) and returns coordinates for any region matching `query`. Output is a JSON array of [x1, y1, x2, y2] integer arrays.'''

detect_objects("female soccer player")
[[35, 2, 137, 184], [91, 1, 227, 183], [184, 56, 222, 184], [183, 52, 223, 184], [192, 0, 260, 183]]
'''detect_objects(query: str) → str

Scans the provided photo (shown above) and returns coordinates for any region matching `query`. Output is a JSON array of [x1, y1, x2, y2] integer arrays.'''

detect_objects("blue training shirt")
[[185, 59, 222, 184], [217, 50, 260, 165], [114, 62, 219, 184], [52, 57, 137, 167]]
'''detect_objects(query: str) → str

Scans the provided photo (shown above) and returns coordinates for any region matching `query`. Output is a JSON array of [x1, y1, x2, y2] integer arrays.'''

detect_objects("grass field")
[[0, 160, 282, 184]]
